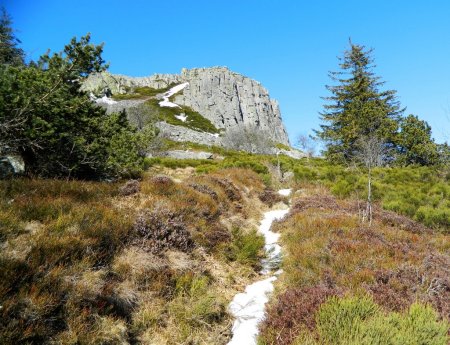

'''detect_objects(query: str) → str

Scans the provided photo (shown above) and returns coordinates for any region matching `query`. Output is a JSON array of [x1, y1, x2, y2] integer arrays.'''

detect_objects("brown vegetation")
[[260, 186, 449, 344], [0, 168, 268, 344]]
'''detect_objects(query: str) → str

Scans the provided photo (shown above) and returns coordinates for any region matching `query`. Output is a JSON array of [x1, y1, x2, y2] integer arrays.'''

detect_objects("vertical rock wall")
[[83, 67, 290, 146]]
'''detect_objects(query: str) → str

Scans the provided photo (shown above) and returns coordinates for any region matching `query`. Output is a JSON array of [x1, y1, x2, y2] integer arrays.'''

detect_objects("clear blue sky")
[[4, 0, 450, 144]]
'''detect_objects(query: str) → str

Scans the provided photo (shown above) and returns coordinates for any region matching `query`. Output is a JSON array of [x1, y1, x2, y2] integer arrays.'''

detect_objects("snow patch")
[[227, 277, 277, 345], [227, 205, 290, 345], [95, 95, 117, 105], [278, 188, 292, 197], [175, 114, 188, 122], [159, 82, 189, 108]]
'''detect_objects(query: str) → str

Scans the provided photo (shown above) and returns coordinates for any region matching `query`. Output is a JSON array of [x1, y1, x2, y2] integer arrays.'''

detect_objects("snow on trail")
[[278, 189, 292, 197], [227, 189, 292, 345], [159, 82, 189, 108]]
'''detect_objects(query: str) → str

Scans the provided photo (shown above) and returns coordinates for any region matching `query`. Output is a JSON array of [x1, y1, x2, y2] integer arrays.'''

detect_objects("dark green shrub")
[[294, 166, 318, 182]]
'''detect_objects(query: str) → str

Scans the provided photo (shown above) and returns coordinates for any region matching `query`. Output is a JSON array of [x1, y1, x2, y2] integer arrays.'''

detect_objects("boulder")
[[0, 155, 25, 178]]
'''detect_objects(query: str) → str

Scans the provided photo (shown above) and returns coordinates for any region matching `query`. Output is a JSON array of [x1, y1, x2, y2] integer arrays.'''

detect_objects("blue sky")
[[4, 0, 450, 144]]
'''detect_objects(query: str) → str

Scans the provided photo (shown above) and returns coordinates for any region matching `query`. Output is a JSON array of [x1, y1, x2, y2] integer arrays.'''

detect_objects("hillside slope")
[[0, 168, 288, 344], [260, 185, 449, 344]]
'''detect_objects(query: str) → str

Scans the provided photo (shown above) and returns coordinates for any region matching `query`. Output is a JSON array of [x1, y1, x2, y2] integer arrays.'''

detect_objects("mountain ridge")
[[82, 67, 291, 149]]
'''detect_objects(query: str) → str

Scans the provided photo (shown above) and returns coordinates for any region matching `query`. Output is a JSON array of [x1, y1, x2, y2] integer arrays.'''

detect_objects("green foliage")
[[169, 272, 226, 338], [396, 114, 440, 166], [104, 112, 158, 178], [221, 157, 269, 174], [112, 84, 177, 100], [317, 295, 380, 344], [0, 8, 24, 66], [275, 143, 291, 150], [225, 227, 265, 267], [0, 33, 154, 178], [415, 206, 450, 229], [316, 41, 403, 163], [292, 158, 449, 230], [293, 166, 318, 183], [315, 296, 449, 345], [144, 157, 216, 170], [145, 98, 219, 134]]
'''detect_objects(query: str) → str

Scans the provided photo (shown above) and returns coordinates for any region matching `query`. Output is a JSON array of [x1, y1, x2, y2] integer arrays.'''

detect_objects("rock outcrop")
[[0, 155, 25, 178], [156, 122, 220, 147], [83, 67, 290, 148], [161, 150, 214, 160]]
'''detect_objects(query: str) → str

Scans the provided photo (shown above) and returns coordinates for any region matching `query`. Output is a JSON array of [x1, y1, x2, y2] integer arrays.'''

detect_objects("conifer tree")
[[0, 8, 24, 66], [316, 40, 404, 162]]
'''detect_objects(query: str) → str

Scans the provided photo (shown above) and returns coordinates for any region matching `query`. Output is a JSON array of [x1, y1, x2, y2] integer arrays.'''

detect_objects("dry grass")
[[0, 168, 270, 344], [260, 186, 449, 344]]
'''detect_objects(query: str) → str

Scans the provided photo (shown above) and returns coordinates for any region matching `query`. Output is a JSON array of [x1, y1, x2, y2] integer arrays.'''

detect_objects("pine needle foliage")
[[316, 40, 405, 162]]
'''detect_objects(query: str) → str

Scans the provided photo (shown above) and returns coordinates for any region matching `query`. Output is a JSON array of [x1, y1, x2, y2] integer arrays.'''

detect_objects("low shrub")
[[145, 98, 219, 134], [195, 222, 231, 251], [133, 206, 194, 254], [415, 206, 450, 230], [259, 188, 285, 207], [118, 179, 140, 196], [225, 227, 264, 267], [314, 296, 449, 345], [260, 285, 343, 345], [168, 272, 226, 341], [294, 166, 317, 183], [112, 84, 177, 100], [316, 295, 380, 344]]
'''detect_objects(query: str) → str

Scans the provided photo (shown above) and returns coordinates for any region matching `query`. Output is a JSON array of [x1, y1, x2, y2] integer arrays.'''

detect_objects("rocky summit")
[[82, 67, 290, 148]]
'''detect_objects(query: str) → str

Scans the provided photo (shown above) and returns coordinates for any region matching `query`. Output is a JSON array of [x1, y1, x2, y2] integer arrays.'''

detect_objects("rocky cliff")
[[83, 67, 290, 148]]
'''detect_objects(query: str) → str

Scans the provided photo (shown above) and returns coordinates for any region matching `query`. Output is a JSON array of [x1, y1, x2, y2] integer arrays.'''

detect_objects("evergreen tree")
[[0, 32, 155, 178], [316, 40, 404, 162], [0, 8, 24, 65], [396, 114, 439, 166]]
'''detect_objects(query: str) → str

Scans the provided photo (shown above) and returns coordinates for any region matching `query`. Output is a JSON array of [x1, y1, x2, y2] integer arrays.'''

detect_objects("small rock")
[[0, 155, 25, 178]]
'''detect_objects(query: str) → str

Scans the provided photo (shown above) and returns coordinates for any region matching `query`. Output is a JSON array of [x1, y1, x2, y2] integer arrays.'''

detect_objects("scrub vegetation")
[[258, 184, 449, 344], [0, 168, 277, 344], [1, 10, 449, 344]]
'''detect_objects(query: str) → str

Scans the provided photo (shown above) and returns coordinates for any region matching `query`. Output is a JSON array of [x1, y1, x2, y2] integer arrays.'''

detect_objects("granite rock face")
[[156, 122, 220, 147], [83, 67, 290, 147], [82, 72, 182, 95], [161, 150, 213, 160]]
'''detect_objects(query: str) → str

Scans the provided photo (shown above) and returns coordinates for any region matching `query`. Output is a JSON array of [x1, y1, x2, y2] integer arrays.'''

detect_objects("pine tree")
[[0, 8, 24, 66], [316, 40, 404, 162], [0, 32, 155, 178]]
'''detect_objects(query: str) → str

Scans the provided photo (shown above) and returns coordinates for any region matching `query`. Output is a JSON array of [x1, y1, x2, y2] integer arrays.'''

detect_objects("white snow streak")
[[227, 203, 290, 345], [159, 82, 189, 108], [175, 114, 188, 122], [95, 95, 117, 105], [278, 188, 292, 197]]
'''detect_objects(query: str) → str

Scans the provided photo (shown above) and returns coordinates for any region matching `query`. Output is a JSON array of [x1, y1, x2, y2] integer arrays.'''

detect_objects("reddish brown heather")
[[258, 188, 286, 207], [261, 285, 344, 345], [118, 179, 140, 196], [260, 187, 449, 344], [0, 169, 268, 344]]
